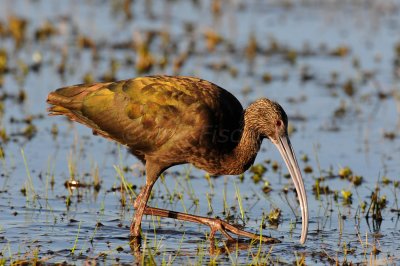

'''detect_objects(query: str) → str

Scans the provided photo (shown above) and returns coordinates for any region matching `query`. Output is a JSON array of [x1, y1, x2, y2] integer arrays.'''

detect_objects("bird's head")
[[247, 98, 309, 244], [247, 98, 288, 141]]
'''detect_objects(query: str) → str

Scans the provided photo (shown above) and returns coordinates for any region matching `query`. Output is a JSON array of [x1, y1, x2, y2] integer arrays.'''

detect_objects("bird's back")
[[47, 76, 244, 166]]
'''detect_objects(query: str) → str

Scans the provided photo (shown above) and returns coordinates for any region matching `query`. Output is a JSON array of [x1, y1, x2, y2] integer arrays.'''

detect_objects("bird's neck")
[[221, 109, 263, 175]]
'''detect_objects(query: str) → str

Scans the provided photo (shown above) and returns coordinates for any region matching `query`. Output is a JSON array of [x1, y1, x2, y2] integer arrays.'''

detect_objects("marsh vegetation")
[[0, 0, 400, 264]]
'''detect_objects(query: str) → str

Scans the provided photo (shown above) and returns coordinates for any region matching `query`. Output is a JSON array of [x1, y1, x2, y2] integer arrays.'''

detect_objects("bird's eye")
[[276, 120, 282, 127]]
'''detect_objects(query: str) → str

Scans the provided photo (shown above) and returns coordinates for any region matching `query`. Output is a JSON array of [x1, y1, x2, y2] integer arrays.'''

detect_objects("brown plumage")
[[47, 75, 308, 244]]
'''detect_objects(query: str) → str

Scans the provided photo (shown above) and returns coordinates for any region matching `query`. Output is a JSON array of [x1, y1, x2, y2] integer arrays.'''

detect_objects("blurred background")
[[0, 0, 400, 264]]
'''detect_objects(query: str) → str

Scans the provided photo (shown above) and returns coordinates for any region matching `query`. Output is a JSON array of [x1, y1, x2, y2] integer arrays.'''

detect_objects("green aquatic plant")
[[21, 149, 36, 204], [0, 145, 4, 160], [262, 181, 272, 194], [234, 181, 245, 222], [366, 186, 387, 222], [250, 164, 267, 183], [267, 208, 281, 225], [70, 221, 82, 255], [339, 166, 352, 178], [341, 190, 352, 205]]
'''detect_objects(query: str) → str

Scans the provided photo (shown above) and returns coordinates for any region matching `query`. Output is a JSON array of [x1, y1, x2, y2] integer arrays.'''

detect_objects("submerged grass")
[[233, 181, 245, 222], [70, 221, 82, 255], [21, 148, 37, 205], [114, 164, 137, 203]]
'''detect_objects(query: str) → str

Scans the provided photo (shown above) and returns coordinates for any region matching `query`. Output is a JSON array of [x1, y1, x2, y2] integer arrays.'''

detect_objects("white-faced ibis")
[[47, 75, 308, 244]]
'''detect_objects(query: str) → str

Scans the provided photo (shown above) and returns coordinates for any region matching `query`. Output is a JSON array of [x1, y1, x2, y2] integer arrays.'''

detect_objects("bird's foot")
[[205, 217, 279, 244], [142, 206, 280, 244], [207, 218, 235, 242]]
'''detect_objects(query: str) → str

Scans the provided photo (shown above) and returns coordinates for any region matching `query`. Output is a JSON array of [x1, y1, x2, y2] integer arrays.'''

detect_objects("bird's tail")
[[47, 83, 108, 115], [46, 83, 114, 140]]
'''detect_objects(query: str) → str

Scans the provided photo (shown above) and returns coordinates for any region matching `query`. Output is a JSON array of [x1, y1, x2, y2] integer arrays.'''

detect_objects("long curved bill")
[[273, 134, 308, 244]]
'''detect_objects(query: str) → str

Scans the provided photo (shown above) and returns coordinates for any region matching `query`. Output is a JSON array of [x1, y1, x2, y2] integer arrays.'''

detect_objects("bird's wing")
[[116, 76, 244, 151], [47, 76, 243, 157]]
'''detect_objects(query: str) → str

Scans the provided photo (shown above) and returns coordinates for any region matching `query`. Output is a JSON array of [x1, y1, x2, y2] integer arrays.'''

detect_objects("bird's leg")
[[130, 162, 163, 238], [130, 163, 278, 243], [142, 206, 280, 244], [131, 184, 155, 237]]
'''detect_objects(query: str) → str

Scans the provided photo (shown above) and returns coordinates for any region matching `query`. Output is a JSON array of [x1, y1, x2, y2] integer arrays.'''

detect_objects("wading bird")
[[47, 75, 308, 244]]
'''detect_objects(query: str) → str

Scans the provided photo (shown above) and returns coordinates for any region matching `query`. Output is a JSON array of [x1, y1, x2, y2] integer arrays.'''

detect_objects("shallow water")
[[1, 0, 400, 264]]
